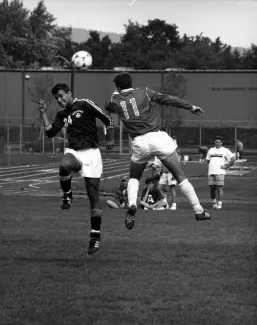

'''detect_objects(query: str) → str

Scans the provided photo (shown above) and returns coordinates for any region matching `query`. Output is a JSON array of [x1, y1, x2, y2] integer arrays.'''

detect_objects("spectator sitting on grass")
[[107, 176, 128, 209], [140, 176, 167, 210]]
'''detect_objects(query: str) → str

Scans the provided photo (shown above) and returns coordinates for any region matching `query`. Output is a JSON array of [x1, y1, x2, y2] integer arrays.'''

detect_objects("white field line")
[[0, 159, 128, 177]]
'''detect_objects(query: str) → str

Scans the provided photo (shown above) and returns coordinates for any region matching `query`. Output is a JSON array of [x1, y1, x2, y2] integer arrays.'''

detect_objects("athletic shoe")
[[216, 205, 222, 210], [153, 207, 165, 210], [88, 232, 101, 255], [170, 204, 177, 210], [61, 192, 73, 210], [195, 209, 211, 221], [125, 205, 137, 230], [213, 203, 218, 209]]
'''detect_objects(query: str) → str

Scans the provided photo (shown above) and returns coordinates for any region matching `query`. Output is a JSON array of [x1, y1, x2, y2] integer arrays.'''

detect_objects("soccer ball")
[[71, 51, 92, 69]]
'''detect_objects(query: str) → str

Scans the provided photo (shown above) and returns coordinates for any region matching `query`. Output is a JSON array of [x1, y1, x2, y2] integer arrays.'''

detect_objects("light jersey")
[[206, 146, 234, 175], [105, 87, 193, 139]]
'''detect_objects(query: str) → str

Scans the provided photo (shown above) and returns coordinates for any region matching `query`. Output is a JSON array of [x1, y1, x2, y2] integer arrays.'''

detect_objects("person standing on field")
[[206, 135, 236, 209]]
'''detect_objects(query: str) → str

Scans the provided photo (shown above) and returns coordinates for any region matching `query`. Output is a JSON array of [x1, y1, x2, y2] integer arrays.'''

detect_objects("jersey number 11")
[[120, 98, 139, 119]]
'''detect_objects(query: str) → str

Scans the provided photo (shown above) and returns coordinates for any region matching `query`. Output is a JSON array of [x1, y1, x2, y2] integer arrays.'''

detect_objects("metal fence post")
[[42, 126, 45, 154], [199, 124, 202, 147], [234, 126, 237, 154], [119, 119, 123, 155], [20, 123, 22, 154]]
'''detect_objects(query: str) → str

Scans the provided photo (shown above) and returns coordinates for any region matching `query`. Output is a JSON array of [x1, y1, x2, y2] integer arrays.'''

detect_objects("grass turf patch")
[[0, 194, 256, 325]]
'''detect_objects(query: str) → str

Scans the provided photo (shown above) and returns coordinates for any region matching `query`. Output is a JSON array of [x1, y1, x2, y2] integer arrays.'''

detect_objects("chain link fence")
[[0, 118, 257, 165]]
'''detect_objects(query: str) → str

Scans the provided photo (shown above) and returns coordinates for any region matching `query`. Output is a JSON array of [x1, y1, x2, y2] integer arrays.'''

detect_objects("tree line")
[[1, 0, 256, 70]]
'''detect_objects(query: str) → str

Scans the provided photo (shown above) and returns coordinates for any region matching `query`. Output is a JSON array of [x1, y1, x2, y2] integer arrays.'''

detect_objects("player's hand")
[[37, 100, 47, 113], [106, 140, 114, 150], [191, 105, 204, 118]]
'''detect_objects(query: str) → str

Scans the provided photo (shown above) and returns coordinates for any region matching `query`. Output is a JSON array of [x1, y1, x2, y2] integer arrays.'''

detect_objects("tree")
[[28, 74, 56, 140], [0, 0, 30, 68], [242, 44, 257, 69], [154, 71, 188, 130]]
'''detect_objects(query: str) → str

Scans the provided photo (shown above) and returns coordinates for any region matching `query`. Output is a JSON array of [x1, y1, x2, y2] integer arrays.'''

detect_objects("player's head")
[[153, 174, 160, 186], [51, 83, 73, 108], [215, 135, 223, 148], [145, 177, 154, 189], [113, 72, 132, 92], [120, 175, 128, 189]]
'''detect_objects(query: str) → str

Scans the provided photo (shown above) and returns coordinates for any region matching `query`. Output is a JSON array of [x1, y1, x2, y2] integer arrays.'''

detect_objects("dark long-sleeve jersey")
[[45, 98, 114, 150], [105, 87, 194, 139]]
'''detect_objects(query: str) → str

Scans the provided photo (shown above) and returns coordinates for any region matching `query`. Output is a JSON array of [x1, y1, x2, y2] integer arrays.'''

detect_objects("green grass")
[[1, 190, 257, 324]]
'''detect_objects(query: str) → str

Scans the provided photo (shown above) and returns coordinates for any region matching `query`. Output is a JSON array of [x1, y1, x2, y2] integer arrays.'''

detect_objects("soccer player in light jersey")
[[206, 135, 236, 209], [38, 83, 114, 255], [105, 72, 211, 230]]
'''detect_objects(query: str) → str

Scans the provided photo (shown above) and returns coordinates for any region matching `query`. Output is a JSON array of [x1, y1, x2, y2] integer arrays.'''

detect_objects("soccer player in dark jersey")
[[105, 72, 211, 230], [37, 83, 114, 255]]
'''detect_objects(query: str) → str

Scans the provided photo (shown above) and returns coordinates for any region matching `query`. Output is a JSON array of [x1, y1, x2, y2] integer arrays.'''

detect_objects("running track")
[[0, 158, 132, 194]]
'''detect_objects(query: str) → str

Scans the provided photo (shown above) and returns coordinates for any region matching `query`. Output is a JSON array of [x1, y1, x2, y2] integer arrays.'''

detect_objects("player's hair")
[[153, 174, 161, 182], [113, 72, 132, 90], [215, 135, 223, 142], [51, 83, 70, 95], [145, 177, 154, 185]]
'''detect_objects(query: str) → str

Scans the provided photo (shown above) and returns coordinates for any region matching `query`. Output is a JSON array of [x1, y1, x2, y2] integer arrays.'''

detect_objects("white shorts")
[[131, 131, 177, 164], [64, 148, 102, 178], [159, 172, 177, 186]]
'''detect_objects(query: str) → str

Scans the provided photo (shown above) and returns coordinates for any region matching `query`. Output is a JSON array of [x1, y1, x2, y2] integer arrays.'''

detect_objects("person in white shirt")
[[206, 135, 236, 209]]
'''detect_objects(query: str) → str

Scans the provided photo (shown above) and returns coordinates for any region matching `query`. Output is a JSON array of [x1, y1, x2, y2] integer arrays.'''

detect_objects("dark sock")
[[60, 176, 72, 194], [90, 209, 102, 234]]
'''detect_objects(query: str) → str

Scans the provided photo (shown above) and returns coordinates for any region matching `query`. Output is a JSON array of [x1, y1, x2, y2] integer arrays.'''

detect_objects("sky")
[[22, 0, 257, 48]]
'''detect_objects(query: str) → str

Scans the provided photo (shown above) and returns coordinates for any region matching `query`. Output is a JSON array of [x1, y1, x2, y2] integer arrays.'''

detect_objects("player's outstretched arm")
[[190, 105, 204, 118], [147, 87, 204, 118], [37, 100, 65, 138], [37, 100, 50, 126], [105, 127, 114, 150]]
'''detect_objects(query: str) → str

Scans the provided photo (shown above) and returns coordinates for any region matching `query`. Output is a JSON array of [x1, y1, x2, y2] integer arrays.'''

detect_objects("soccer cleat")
[[216, 205, 222, 210], [61, 192, 73, 210], [195, 209, 211, 221], [125, 205, 137, 230], [88, 232, 101, 255]]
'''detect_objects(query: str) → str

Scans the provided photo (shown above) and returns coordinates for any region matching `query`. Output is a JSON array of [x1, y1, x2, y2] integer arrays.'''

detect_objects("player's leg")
[[85, 177, 102, 255], [161, 152, 211, 220], [170, 185, 177, 210], [208, 174, 217, 208], [125, 160, 147, 230], [149, 130, 210, 220], [79, 148, 103, 254], [159, 174, 169, 208], [59, 152, 81, 209], [216, 175, 225, 209], [106, 200, 120, 209], [210, 185, 217, 208]]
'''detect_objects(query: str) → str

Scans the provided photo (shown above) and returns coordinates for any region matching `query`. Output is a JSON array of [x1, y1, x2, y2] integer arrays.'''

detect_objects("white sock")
[[179, 179, 203, 214], [212, 199, 217, 204], [127, 178, 139, 207], [217, 201, 222, 206]]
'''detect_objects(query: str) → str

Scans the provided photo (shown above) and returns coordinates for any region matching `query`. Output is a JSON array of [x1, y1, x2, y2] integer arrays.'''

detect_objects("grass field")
[[1, 162, 257, 325]]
